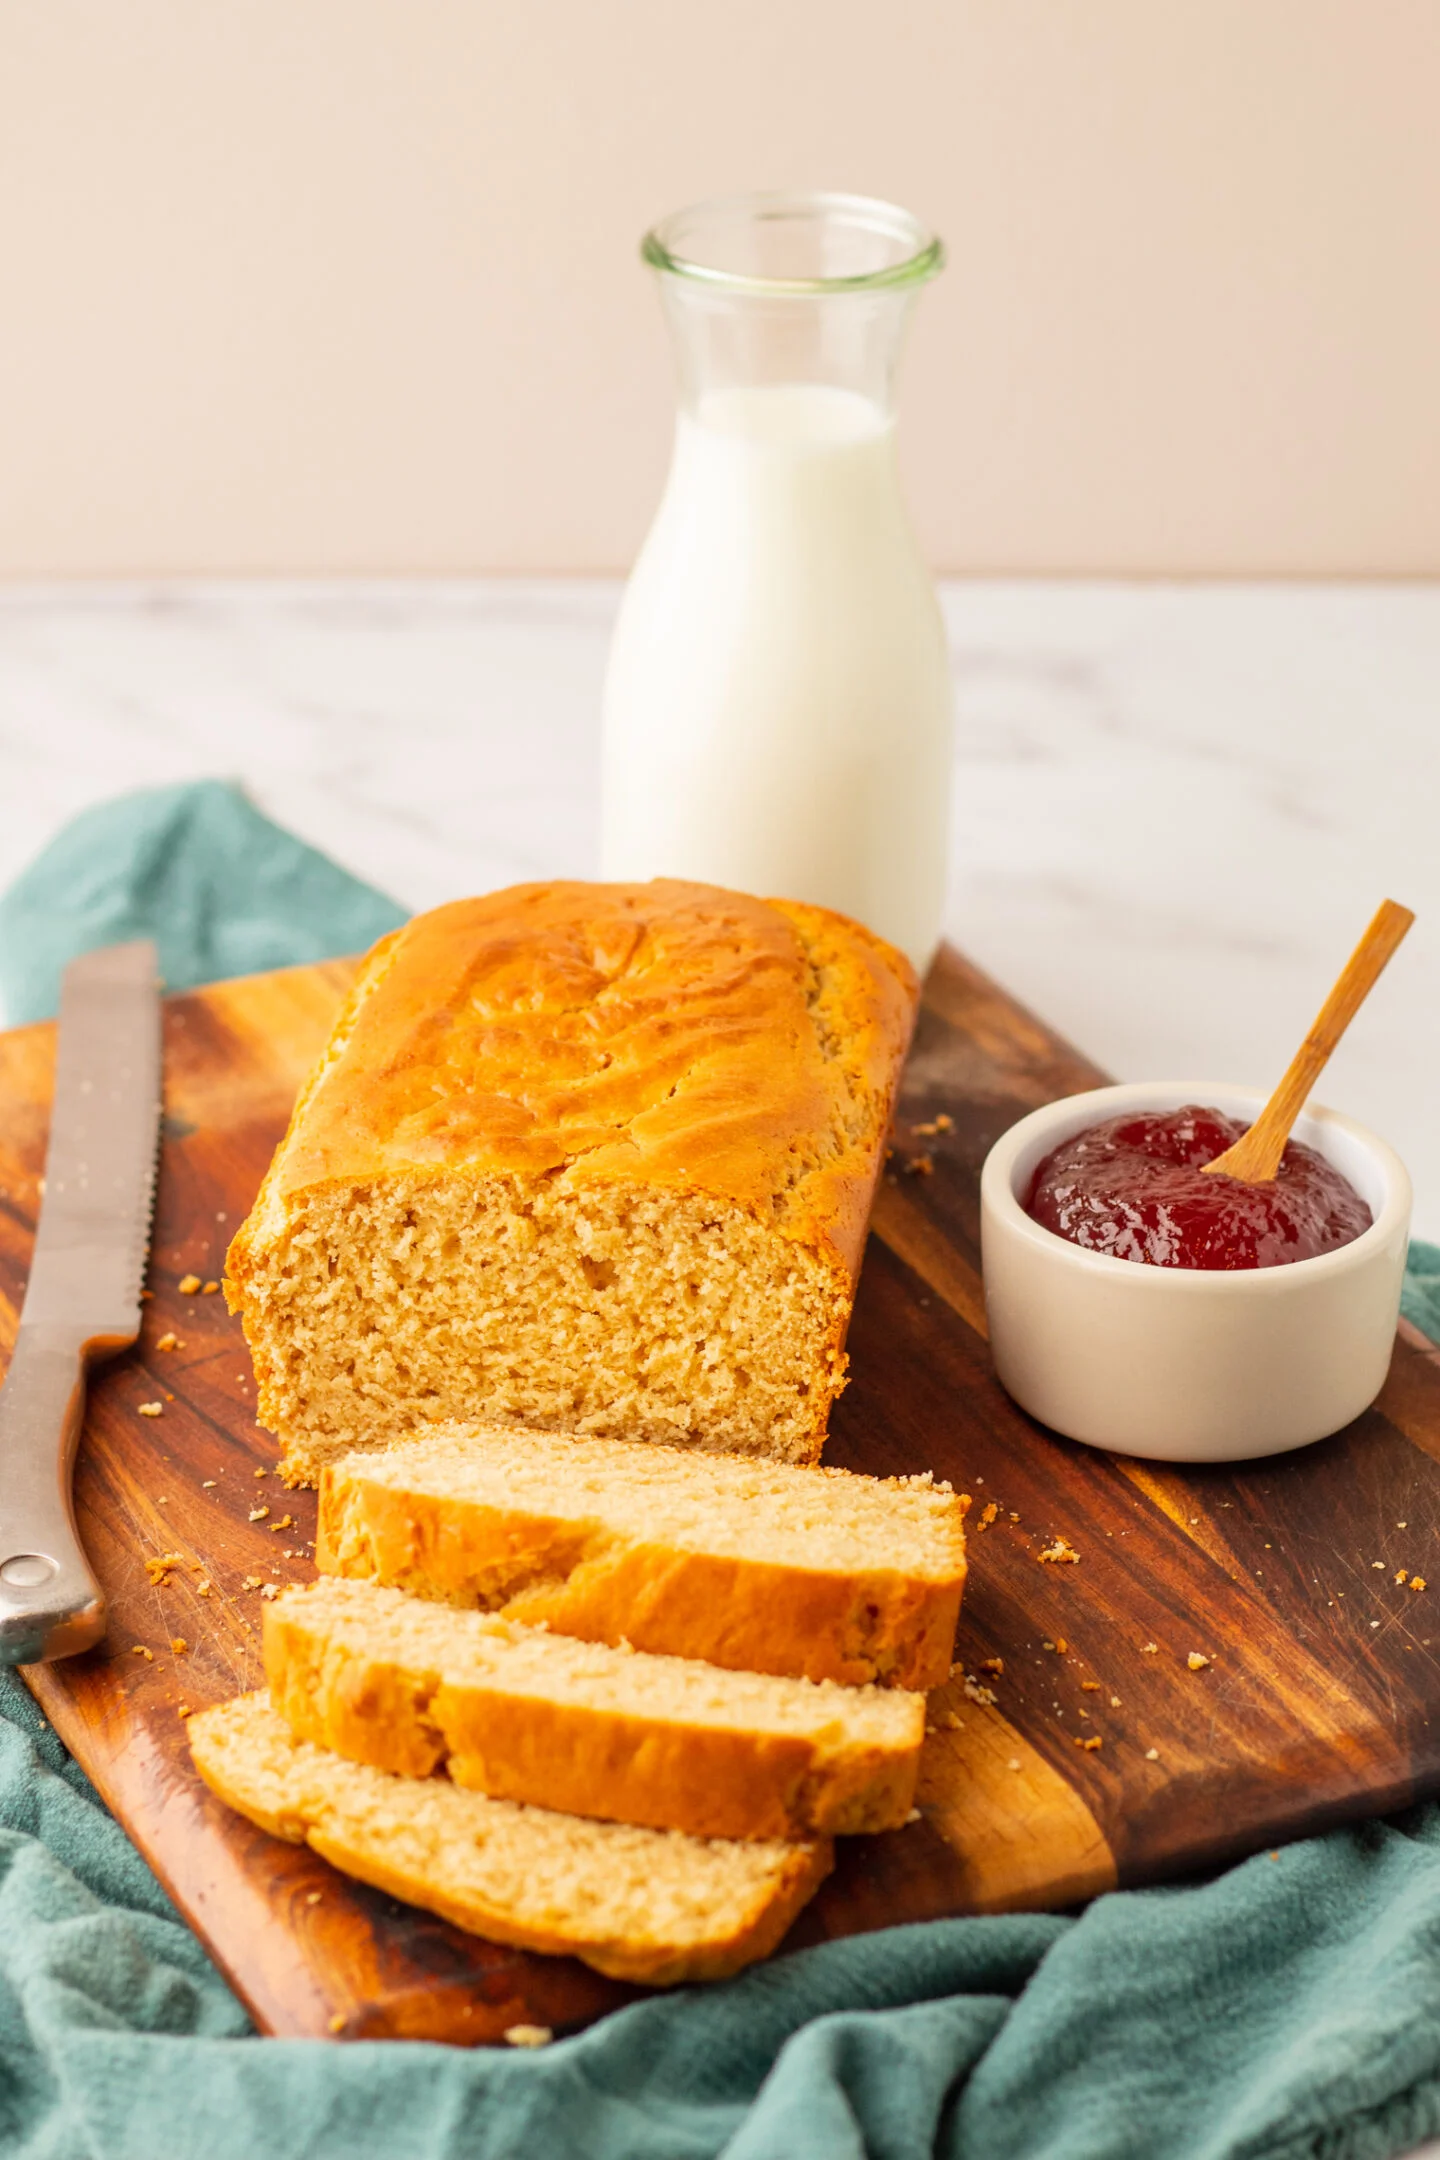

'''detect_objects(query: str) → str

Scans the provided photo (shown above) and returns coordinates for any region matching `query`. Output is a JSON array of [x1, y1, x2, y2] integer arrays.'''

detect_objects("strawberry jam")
[[1025, 1104, 1371, 1270]]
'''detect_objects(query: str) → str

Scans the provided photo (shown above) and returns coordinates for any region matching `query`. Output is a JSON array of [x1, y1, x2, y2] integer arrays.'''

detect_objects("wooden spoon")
[[1202, 897, 1415, 1185]]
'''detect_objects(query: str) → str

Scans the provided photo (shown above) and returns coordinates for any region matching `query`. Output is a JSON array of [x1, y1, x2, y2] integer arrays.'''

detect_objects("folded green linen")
[[2, 779, 1439, 2160], [0, 779, 406, 1025], [1403, 1243, 1440, 1346]]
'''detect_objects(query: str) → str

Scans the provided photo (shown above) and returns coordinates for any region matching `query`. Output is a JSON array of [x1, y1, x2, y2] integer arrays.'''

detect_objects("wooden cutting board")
[[5, 946, 1440, 2046]]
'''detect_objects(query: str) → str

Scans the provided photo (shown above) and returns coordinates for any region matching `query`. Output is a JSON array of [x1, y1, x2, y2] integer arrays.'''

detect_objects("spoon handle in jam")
[[1202, 897, 1415, 1185]]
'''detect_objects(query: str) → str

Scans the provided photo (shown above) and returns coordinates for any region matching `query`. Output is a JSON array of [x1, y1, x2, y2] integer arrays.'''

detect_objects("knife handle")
[[0, 1325, 107, 1664]]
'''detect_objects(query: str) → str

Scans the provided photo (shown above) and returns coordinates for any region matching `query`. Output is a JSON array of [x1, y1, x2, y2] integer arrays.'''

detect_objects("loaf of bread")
[[264, 1576, 925, 1840], [318, 1423, 967, 1690], [189, 1690, 832, 1985], [225, 881, 917, 1485]]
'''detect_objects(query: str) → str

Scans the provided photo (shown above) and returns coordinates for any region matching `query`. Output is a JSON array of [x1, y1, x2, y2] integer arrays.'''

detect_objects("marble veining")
[[0, 578, 1435, 1233]]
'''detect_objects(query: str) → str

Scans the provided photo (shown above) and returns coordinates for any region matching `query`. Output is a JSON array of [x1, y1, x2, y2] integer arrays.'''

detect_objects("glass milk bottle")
[[601, 190, 953, 974]]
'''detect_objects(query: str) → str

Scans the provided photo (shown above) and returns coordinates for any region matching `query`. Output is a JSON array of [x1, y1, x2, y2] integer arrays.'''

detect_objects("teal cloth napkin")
[[1403, 1244, 1440, 1347], [3, 779, 1440, 2160], [0, 780, 407, 1025]]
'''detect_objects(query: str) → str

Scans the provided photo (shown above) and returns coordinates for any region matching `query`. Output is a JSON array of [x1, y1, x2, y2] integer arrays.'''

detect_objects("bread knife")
[[0, 941, 161, 1664]]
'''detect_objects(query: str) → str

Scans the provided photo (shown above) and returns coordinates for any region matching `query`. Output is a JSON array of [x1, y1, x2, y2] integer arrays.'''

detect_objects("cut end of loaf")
[[189, 1689, 833, 1986], [238, 1178, 850, 1486]]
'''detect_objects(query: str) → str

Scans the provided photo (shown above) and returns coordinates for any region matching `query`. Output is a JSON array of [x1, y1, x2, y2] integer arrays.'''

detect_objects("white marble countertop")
[[0, 578, 1435, 1235]]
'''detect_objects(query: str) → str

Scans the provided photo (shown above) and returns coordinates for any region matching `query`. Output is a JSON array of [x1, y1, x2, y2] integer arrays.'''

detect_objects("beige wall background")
[[2, 0, 1438, 578]]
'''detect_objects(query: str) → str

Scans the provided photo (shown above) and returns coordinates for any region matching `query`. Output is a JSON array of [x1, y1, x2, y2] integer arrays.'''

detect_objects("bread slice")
[[318, 1423, 967, 1690], [264, 1576, 925, 1841], [190, 1691, 832, 1986], [224, 882, 917, 1484]]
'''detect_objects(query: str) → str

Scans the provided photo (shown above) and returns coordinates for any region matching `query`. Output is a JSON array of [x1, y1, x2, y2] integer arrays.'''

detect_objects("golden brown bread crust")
[[318, 1453, 966, 1692], [228, 880, 917, 1289], [263, 1585, 925, 1839], [189, 1690, 833, 1986]]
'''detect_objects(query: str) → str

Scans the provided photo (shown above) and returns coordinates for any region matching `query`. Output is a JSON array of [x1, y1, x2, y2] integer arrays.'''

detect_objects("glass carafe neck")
[[643, 190, 943, 421]]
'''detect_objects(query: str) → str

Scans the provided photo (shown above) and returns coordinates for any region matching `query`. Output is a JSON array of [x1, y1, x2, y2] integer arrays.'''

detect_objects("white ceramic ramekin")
[[979, 1081, 1412, 1463]]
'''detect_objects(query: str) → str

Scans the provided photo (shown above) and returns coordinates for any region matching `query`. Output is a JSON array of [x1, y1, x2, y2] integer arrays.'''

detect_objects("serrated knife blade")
[[0, 941, 161, 1663]]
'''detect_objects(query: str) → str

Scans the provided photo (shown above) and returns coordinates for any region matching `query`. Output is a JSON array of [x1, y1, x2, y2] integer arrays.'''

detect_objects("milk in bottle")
[[601, 192, 953, 974]]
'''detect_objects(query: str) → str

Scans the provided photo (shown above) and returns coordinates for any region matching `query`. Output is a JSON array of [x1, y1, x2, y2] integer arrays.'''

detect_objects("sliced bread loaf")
[[318, 1422, 967, 1689], [189, 1690, 832, 1986], [264, 1576, 925, 1840], [225, 882, 917, 1483]]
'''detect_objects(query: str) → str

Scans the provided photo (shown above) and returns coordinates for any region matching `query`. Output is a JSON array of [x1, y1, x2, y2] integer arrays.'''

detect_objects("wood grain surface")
[[4, 945, 1440, 2045]]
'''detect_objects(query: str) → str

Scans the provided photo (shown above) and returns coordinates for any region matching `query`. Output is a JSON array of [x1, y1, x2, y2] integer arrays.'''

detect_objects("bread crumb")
[[1009, 1511, 1020, 1522], [170, 1637, 188, 1655], [144, 1553, 184, 1586], [1053, 1637, 1069, 1655], [1398, 1522, 1408, 1529], [1081, 1680, 1101, 1693], [1140, 1642, 1158, 1655], [1187, 1652, 1211, 1671], [1396, 1570, 1409, 1585], [1075, 1735, 1103, 1752], [905, 1808, 922, 1824], [1411, 1577, 1428, 1593], [1145, 1747, 1160, 1761], [253, 1467, 268, 1479], [260, 1583, 280, 1601], [130, 1644, 153, 1661], [202, 1479, 216, 1489], [196, 1579, 211, 1597], [977, 1502, 999, 1531], [902, 1154, 934, 1176], [156, 1331, 183, 1352], [306, 1891, 323, 1906], [249, 1505, 270, 1522], [1372, 1561, 1386, 1570], [176, 1704, 192, 1718], [939, 1710, 963, 1730], [1007, 1757, 1022, 1771], [202, 1280, 220, 1294], [504, 2024, 554, 2049], [963, 1676, 998, 1706], [137, 1402, 163, 1418], [178, 1274, 202, 1294], [1109, 1695, 1122, 1708], [268, 1515, 294, 1531], [949, 1661, 965, 1680], [242, 1575, 264, 1591], [978, 1656, 1004, 1676], [1038, 1538, 1080, 1565]]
